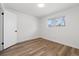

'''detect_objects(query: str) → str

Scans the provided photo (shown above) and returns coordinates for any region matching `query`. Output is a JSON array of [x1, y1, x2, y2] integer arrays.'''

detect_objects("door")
[[0, 9, 4, 51], [4, 10, 17, 49]]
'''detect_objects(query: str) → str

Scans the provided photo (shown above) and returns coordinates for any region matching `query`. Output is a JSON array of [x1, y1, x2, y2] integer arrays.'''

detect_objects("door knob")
[[15, 30, 17, 32]]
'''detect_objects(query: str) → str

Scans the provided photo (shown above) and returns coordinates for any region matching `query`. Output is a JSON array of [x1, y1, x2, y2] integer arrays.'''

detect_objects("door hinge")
[[2, 42, 4, 45], [1, 12, 4, 15]]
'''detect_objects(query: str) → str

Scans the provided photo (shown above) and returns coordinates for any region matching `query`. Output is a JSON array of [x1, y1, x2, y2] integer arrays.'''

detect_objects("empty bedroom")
[[0, 3, 79, 56]]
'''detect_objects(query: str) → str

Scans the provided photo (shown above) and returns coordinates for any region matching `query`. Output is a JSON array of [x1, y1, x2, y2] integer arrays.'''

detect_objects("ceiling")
[[3, 3, 79, 18]]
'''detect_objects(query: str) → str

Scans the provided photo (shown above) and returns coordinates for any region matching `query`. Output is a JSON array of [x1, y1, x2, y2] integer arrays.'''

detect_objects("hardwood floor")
[[0, 38, 79, 56]]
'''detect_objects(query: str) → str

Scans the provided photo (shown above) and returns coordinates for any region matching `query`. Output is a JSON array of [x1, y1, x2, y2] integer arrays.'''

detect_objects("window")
[[48, 16, 65, 27]]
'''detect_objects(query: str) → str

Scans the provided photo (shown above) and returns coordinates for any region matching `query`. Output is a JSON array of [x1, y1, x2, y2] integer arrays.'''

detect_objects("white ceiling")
[[3, 3, 79, 18]]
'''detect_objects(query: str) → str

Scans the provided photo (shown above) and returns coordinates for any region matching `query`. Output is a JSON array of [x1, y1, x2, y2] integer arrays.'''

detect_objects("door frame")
[[0, 9, 4, 51], [2, 11, 4, 51]]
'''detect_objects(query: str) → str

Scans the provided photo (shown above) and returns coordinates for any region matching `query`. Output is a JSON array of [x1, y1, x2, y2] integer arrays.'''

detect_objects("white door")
[[4, 10, 17, 49]]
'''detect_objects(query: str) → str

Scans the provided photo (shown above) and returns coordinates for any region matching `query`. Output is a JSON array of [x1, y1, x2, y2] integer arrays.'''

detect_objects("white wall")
[[6, 9, 38, 43], [40, 6, 79, 49], [17, 13, 38, 42], [3, 8, 39, 48]]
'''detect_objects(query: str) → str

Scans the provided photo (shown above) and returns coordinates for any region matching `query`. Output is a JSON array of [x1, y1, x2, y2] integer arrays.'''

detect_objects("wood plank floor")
[[0, 38, 79, 56]]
